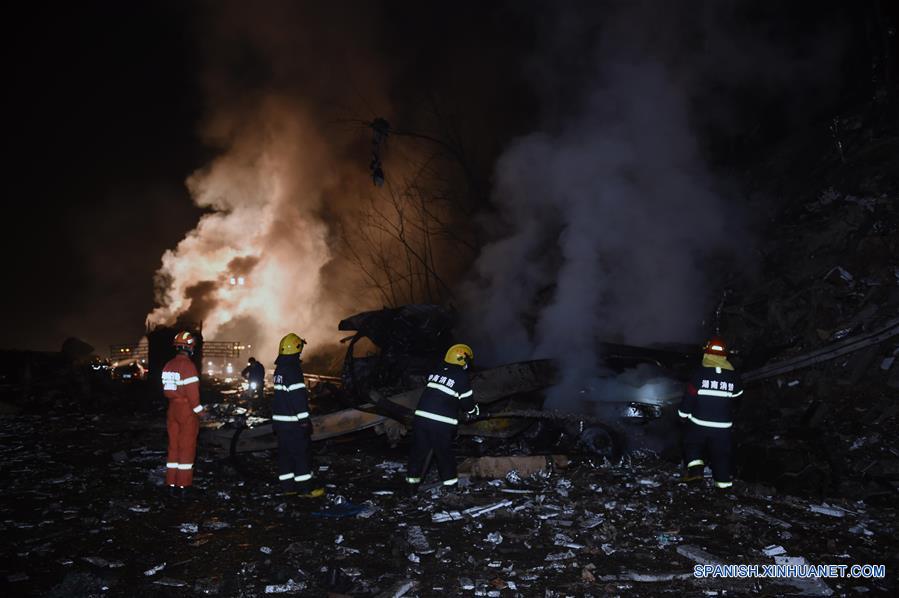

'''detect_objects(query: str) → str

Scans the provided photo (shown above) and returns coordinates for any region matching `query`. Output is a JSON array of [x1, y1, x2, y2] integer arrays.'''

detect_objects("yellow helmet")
[[444, 343, 473, 366], [279, 333, 306, 355]]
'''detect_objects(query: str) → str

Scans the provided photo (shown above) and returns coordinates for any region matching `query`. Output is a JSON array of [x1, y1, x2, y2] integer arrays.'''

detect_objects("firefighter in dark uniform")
[[406, 344, 479, 493], [241, 357, 265, 400], [272, 333, 323, 497], [678, 336, 744, 489]]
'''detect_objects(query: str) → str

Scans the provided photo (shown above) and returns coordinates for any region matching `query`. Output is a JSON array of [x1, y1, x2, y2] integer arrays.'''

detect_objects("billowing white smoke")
[[464, 59, 739, 404], [148, 98, 350, 360]]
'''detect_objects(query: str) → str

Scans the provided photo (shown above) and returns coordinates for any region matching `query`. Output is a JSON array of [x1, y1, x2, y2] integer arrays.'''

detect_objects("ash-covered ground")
[[1, 381, 895, 597]]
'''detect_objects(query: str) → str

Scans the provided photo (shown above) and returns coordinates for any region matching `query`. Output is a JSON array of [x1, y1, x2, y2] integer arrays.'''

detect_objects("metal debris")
[[407, 525, 433, 554], [736, 506, 792, 529], [809, 504, 846, 517], [143, 562, 166, 576], [598, 572, 693, 582], [545, 550, 576, 561], [463, 499, 513, 518], [376, 579, 416, 598], [153, 577, 188, 587], [676, 545, 723, 566], [772, 556, 834, 596], [264, 579, 307, 593], [432, 510, 463, 523]]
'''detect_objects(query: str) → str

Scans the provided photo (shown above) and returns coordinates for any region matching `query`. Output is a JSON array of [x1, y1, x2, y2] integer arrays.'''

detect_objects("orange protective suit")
[[161, 353, 203, 487]]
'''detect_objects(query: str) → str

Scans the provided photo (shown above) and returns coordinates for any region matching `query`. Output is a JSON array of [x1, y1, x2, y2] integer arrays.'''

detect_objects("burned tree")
[[343, 109, 485, 307]]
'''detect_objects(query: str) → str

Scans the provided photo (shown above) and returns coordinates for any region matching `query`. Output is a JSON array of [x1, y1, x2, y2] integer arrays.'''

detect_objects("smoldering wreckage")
[[3, 218, 899, 598], [3, 132, 899, 593]]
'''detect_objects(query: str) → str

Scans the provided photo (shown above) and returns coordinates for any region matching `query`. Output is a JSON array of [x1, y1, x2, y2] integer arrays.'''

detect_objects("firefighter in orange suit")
[[161, 331, 204, 495]]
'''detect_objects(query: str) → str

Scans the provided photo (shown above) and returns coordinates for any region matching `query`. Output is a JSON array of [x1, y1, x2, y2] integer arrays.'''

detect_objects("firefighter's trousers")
[[683, 422, 732, 485], [274, 421, 312, 492], [166, 401, 199, 487], [407, 416, 458, 485]]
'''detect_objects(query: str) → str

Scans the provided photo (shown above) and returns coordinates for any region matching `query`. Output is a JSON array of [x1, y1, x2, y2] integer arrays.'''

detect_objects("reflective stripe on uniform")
[[278, 473, 294, 481], [295, 412, 309, 420], [274, 383, 306, 392], [177, 463, 193, 470], [715, 480, 733, 488], [426, 381, 459, 398], [458, 390, 473, 399], [294, 473, 312, 482], [732, 389, 744, 397], [442, 477, 458, 486], [179, 376, 199, 385], [273, 414, 299, 422], [697, 389, 734, 398], [167, 462, 179, 468], [687, 459, 705, 468], [192, 405, 204, 413], [406, 477, 421, 484], [677, 410, 690, 418], [689, 415, 732, 428], [414, 410, 458, 425]]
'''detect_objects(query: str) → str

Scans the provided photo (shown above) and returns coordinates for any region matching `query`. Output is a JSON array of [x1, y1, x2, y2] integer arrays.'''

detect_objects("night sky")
[[2, 1, 893, 357], [5, 3, 205, 351]]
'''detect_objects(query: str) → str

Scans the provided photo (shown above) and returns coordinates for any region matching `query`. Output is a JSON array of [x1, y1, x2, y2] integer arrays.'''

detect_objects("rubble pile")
[[731, 188, 898, 366], [1, 402, 896, 596], [723, 186, 899, 498]]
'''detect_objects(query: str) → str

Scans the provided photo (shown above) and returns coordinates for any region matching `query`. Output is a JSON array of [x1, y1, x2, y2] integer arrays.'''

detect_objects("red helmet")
[[704, 336, 727, 356], [173, 331, 196, 351]]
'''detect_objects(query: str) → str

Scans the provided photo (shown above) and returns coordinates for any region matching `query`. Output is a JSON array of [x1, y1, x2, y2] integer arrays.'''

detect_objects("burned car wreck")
[[207, 305, 699, 465]]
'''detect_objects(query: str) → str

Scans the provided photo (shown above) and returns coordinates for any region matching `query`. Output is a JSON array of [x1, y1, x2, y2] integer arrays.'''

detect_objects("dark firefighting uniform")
[[241, 360, 265, 400], [272, 353, 313, 492], [678, 364, 743, 487], [162, 353, 203, 487], [407, 363, 475, 487]]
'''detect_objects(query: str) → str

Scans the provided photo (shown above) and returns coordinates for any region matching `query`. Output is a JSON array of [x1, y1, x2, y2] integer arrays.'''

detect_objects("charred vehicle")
[[206, 305, 698, 462], [338, 304, 457, 403]]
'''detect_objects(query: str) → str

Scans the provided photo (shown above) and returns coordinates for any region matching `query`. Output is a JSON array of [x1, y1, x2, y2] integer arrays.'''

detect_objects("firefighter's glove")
[[462, 404, 480, 423]]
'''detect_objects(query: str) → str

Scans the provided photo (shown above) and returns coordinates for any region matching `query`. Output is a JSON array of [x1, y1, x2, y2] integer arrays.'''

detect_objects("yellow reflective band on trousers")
[[687, 459, 705, 468], [414, 410, 458, 425], [689, 415, 732, 428], [442, 477, 459, 486], [406, 477, 421, 484], [715, 480, 733, 488]]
